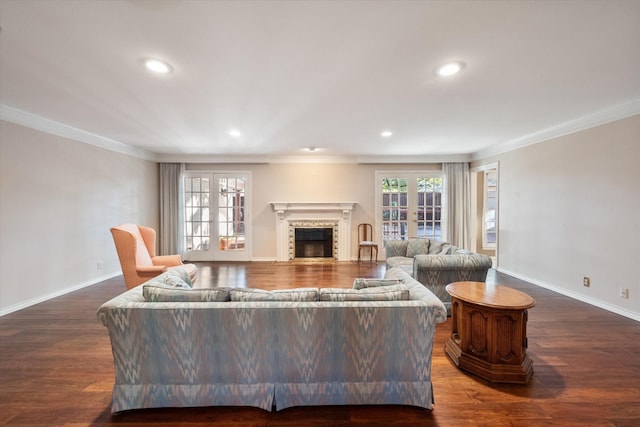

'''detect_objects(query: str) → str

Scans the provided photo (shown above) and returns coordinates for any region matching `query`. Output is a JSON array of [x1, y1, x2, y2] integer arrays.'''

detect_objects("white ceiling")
[[1, 0, 639, 163]]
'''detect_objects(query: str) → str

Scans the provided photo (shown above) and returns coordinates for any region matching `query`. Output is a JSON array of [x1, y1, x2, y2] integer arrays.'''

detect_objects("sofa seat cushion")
[[143, 284, 231, 302], [319, 284, 410, 301], [230, 288, 319, 302]]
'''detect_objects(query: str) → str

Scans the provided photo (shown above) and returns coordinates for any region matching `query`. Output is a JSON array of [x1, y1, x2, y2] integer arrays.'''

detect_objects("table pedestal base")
[[445, 338, 534, 384]]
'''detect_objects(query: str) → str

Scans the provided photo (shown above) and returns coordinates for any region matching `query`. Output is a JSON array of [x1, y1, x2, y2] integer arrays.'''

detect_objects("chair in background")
[[110, 223, 197, 289], [357, 223, 378, 262]]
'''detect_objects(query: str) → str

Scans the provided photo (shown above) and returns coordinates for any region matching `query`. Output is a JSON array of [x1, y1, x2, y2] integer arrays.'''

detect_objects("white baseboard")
[[0, 271, 121, 317], [497, 267, 639, 322]]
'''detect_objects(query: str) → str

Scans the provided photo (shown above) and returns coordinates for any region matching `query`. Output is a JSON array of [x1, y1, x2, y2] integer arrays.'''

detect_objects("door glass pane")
[[184, 176, 210, 251], [416, 177, 443, 239], [218, 177, 246, 251], [381, 177, 408, 240]]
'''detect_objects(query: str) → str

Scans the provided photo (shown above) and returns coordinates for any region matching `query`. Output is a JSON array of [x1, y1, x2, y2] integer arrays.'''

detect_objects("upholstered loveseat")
[[385, 238, 492, 313], [97, 268, 447, 413]]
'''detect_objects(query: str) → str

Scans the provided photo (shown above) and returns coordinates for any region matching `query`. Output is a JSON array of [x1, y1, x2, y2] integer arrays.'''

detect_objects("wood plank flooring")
[[1, 262, 639, 426]]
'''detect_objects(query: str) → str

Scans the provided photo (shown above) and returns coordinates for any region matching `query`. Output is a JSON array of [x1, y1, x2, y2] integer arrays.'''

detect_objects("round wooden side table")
[[445, 281, 536, 384]]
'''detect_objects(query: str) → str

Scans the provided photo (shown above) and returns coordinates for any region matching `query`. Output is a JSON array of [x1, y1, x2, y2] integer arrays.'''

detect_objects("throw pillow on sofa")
[[143, 283, 231, 302], [428, 240, 450, 254], [145, 272, 191, 289], [352, 278, 404, 290], [166, 268, 193, 287], [319, 284, 410, 301], [229, 288, 319, 302]]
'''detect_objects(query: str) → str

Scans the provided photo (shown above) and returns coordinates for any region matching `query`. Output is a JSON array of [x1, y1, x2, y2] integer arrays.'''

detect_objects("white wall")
[[186, 163, 442, 260], [472, 115, 640, 320], [0, 121, 159, 315]]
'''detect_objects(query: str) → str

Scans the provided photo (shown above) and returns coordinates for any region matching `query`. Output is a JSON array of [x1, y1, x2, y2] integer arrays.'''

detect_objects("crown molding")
[[0, 105, 157, 161], [471, 98, 640, 161], [356, 154, 471, 164]]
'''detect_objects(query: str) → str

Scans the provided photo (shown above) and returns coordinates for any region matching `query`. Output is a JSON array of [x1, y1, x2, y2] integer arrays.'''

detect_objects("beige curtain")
[[159, 163, 184, 255], [443, 162, 471, 249]]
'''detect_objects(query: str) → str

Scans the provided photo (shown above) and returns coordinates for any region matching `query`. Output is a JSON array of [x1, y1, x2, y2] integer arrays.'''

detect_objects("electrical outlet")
[[583, 277, 590, 287], [619, 288, 629, 299], [97, 261, 104, 270]]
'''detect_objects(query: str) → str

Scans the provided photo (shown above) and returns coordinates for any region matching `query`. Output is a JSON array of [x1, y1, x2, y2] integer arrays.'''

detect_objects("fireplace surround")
[[270, 202, 357, 261]]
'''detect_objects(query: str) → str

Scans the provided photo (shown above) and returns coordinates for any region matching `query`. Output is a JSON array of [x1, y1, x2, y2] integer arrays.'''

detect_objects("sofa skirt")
[[111, 380, 435, 413], [111, 383, 275, 413], [274, 381, 435, 411]]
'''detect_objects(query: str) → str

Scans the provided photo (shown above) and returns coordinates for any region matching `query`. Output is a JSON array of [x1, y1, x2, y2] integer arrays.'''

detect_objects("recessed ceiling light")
[[436, 61, 464, 77], [144, 58, 173, 74], [228, 129, 242, 138], [380, 130, 393, 138]]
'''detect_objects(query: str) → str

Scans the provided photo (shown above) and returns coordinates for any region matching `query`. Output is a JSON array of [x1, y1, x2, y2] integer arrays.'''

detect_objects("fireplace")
[[294, 227, 333, 258], [270, 202, 357, 261]]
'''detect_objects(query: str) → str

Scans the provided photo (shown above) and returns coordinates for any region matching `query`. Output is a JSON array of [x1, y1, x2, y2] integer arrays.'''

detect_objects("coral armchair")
[[110, 223, 197, 289]]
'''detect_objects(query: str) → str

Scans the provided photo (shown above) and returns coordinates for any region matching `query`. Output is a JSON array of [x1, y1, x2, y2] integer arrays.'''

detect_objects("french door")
[[183, 172, 251, 261], [376, 172, 443, 245]]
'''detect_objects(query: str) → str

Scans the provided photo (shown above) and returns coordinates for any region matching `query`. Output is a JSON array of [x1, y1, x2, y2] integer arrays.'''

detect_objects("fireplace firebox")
[[294, 227, 333, 258]]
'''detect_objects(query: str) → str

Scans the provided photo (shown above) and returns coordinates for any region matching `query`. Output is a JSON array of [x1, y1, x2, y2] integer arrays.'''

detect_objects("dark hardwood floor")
[[1, 262, 639, 426]]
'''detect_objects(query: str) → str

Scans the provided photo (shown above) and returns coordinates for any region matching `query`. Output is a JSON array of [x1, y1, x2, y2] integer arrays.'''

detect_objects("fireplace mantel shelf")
[[270, 202, 357, 212]]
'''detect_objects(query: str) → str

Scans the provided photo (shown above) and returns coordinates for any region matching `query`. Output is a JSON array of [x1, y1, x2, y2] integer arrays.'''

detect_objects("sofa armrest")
[[413, 253, 492, 273], [152, 255, 183, 267]]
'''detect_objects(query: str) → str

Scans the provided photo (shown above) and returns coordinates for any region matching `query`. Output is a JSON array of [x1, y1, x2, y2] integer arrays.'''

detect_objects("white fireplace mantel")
[[269, 202, 357, 261]]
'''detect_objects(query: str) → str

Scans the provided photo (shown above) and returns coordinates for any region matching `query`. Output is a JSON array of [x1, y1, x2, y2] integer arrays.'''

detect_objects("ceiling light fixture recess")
[[144, 58, 173, 74], [228, 129, 242, 138], [380, 130, 393, 137], [436, 61, 464, 77]]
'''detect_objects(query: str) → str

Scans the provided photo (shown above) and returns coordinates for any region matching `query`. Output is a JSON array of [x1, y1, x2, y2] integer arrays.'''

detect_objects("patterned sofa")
[[385, 238, 492, 314], [97, 267, 447, 413]]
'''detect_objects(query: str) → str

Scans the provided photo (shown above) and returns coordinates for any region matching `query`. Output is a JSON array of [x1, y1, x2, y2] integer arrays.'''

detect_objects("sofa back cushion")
[[319, 284, 410, 301], [230, 288, 319, 302], [143, 284, 231, 302], [384, 239, 409, 257], [352, 278, 404, 290], [406, 238, 431, 257]]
